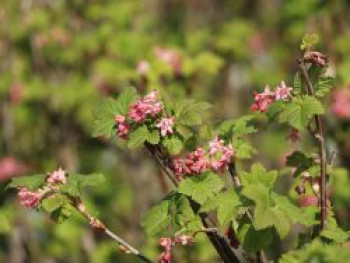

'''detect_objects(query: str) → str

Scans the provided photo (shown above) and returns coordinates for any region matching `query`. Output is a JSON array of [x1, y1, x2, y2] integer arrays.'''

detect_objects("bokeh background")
[[1, 0, 350, 262]]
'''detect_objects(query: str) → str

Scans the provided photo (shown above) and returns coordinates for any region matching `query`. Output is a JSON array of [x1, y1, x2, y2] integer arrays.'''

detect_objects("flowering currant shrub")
[[6, 37, 350, 262]]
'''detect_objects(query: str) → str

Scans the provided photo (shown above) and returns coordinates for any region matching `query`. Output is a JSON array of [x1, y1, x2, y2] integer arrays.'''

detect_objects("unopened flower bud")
[[304, 51, 327, 67]]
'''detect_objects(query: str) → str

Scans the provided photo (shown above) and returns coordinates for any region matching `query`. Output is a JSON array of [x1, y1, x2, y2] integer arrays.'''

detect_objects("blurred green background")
[[1, 0, 350, 262]]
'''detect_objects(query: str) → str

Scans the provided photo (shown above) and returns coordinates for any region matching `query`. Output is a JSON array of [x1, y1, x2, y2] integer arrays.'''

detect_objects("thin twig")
[[297, 59, 328, 230], [72, 197, 153, 263]]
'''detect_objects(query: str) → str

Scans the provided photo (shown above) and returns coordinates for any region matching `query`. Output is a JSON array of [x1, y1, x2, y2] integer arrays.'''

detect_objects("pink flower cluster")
[[156, 117, 174, 137], [115, 115, 130, 139], [172, 136, 234, 179], [251, 81, 292, 112], [114, 90, 175, 139], [47, 167, 67, 184], [129, 91, 163, 123], [18, 187, 43, 209], [17, 168, 67, 209], [331, 88, 350, 119], [158, 235, 193, 263], [209, 136, 234, 170]]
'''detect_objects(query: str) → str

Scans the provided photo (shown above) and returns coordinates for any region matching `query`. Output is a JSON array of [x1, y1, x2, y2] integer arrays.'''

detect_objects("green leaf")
[[253, 196, 293, 238], [173, 194, 202, 233], [146, 129, 160, 145], [241, 184, 270, 205], [127, 125, 148, 149], [232, 115, 256, 136], [173, 100, 211, 126], [61, 173, 104, 197], [8, 174, 46, 191], [92, 98, 119, 137], [176, 125, 193, 140], [254, 202, 274, 230], [315, 77, 334, 97], [162, 135, 183, 155], [115, 88, 139, 115], [232, 137, 256, 159], [201, 189, 241, 227], [293, 72, 302, 95], [321, 219, 349, 243], [237, 223, 273, 253], [217, 116, 256, 137], [141, 199, 172, 236], [286, 151, 315, 176], [178, 172, 225, 204], [41, 194, 70, 213], [281, 240, 350, 263], [240, 163, 278, 189], [279, 96, 324, 130], [50, 204, 73, 223]]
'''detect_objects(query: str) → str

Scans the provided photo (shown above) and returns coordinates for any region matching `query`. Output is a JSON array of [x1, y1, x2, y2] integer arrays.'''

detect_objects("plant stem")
[[144, 142, 241, 263], [297, 59, 328, 230], [73, 197, 153, 263]]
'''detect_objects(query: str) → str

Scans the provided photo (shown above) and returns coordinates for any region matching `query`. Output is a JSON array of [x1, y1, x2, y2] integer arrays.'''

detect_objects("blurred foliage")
[[1, 0, 350, 262]]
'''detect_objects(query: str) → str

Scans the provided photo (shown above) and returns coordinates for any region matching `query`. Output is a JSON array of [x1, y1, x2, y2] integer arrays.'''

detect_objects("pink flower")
[[184, 147, 209, 175], [331, 88, 350, 119], [175, 235, 193, 246], [156, 117, 174, 137], [47, 167, 67, 184], [172, 158, 185, 179], [158, 237, 172, 263], [159, 237, 172, 248], [129, 91, 163, 123], [155, 47, 181, 75], [209, 136, 225, 155], [18, 187, 42, 208], [136, 60, 149, 76], [209, 137, 234, 171], [115, 115, 130, 139], [251, 86, 275, 112], [158, 252, 171, 263], [275, 81, 292, 101]]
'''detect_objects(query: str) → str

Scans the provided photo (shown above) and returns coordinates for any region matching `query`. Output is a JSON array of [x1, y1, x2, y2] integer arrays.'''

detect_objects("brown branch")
[[71, 197, 153, 263], [297, 59, 328, 230], [144, 142, 241, 263]]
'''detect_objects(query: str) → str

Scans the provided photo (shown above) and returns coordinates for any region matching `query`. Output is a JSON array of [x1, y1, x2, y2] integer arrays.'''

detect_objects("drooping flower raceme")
[[115, 115, 131, 139], [184, 147, 209, 175], [172, 158, 186, 180], [158, 237, 172, 263], [172, 136, 234, 178], [251, 86, 276, 112], [208, 136, 234, 171], [252, 81, 293, 112], [129, 91, 163, 123], [47, 167, 67, 184], [156, 117, 174, 137], [18, 187, 43, 208]]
